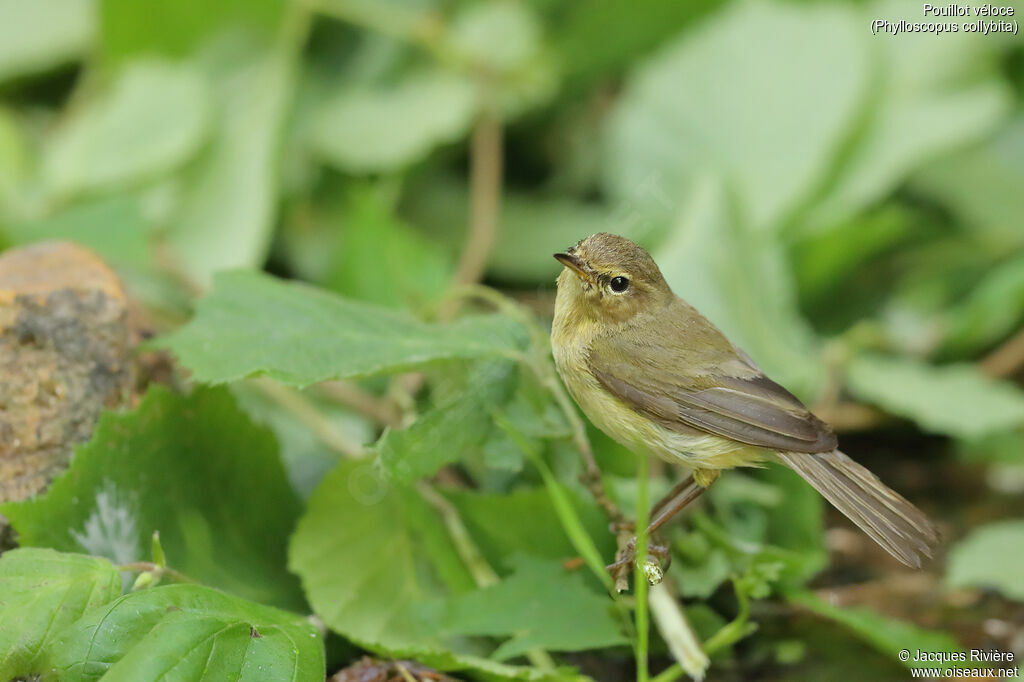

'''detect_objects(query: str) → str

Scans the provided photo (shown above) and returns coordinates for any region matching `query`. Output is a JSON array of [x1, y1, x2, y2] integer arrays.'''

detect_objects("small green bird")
[[551, 232, 937, 571]]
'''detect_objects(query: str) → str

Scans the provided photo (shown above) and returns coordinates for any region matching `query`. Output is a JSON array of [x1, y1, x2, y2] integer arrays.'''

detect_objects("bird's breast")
[[551, 329, 762, 471]]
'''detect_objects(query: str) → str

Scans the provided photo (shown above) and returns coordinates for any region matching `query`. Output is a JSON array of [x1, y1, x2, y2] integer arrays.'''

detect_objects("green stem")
[[703, 577, 752, 655], [635, 453, 651, 682], [494, 413, 612, 591]]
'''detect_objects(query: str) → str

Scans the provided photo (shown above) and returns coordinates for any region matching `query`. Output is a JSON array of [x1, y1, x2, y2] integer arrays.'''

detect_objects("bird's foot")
[[607, 535, 671, 592]]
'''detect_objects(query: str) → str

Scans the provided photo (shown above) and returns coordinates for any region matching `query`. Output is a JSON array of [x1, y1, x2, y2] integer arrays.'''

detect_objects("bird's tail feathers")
[[776, 449, 938, 568]]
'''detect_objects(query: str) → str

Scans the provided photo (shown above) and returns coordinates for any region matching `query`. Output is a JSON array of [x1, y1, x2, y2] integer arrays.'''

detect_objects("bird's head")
[[554, 233, 672, 326]]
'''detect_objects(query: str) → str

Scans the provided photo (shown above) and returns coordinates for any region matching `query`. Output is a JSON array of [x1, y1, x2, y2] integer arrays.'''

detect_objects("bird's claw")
[[606, 536, 671, 590]]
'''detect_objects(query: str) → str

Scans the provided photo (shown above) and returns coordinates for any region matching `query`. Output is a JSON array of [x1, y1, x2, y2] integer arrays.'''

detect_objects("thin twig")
[[252, 378, 369, 458], [416, 480, 557, 671], [811, 401, 888, 432], [315, 380, 404, 428], [980, 326, 1024, 378], [417, 482, 500, 588], [452, 109, 503, 289]]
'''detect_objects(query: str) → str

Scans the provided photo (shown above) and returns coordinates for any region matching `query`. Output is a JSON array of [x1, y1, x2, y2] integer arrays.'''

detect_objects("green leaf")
[[156, 270, 528, 386], [43, 60, 212, 199], [554, 0, 725, 87], [404, 176, 642, 285], [8, 196, 149, 266], [45, 583, 323, 682], [289, 459, 455, 651], [231, 381, 374, 499], [99, 0, 286, 61], [0, 107, 32, 222], [2, 386, 306, 611], [941, 253, 1024, 356], [379, 360, 518, 482], [0, 549, 120, 680], [845, 353, 1024, 438], [808, 0, 1012, 225], [325, 188, 452, 308], [166, 44, 294, 286], [913, 115, 1024, 246], [311, 70, 476, 173], [788, 590, 966, 672], [445, 487, 617, 573], [603, 0, 867, 232], [0, 0, 94, 84], [442, 556, 627, 661], [449, 1, 541, 74], [654, 178, 824, 398], [289, 460, 549, 680], [945, 520, 1024, 601]]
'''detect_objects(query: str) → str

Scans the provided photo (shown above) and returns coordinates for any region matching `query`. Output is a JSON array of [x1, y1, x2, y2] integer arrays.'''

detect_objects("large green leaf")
[[941, 253, 1024, 357], [0, 0, 94, 84], [2, 386, 306, 611], [846, 354, 1024, 438], [311, 70, 476, 173], [912, 115, 1024, 246], [8, 195, 149, 266], [554, 0, 725, 87], [0, 549, 121, 680], [45, 584, 323, 682], [379, 360, 518, 482], [807, 0, 1011, 226], [603, 0, 867, 232], [788, 590, 966, 673], [43, 60, 212, 199], [99, 0, 286, 61], [445, 487, 617, 573], [324, 188, 452, 309], [445, 1, 555, 116], [166, 44, 294, 286], [945, 520, 1024, 602], [442, 556, 627, 661], [288, 460, 552, 680], [156, 270, 528, 386]]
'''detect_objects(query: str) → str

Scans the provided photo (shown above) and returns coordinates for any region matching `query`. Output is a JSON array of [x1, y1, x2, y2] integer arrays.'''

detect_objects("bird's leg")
[[607, 471, 716, 589]]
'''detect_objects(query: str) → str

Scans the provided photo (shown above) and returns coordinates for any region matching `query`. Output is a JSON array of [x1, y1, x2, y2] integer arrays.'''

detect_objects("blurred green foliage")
[[1, 0, 1023, 680]]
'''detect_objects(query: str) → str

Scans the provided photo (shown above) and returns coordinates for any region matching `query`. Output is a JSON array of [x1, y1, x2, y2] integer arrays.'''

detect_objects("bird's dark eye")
[[609, 276, 630, 293]]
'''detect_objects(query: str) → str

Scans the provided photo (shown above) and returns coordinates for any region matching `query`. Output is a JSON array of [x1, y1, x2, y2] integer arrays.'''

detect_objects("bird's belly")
[[553, 343, 761, 470]]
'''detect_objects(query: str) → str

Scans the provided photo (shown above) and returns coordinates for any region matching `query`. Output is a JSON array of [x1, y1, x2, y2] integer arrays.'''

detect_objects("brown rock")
[[0, 241, 135, 504]]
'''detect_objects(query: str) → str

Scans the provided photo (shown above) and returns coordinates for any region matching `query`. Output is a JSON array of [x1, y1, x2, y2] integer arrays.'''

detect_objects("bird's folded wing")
[[587, 326, 837, 454]]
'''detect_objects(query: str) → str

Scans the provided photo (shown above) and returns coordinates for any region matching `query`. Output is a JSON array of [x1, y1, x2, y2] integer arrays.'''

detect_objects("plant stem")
[[635, 453, 651, 682], [981, 326, 1024, 377], [315, 380, 404, 428], [252, 378, 369, 458], [417, 482, 499, 588], [702, 578, 751, 655], [452, 109, 503, 289], [416, 479, 557, 671]]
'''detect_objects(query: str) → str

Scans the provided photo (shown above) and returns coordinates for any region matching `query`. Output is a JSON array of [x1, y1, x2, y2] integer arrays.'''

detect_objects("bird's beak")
[[554, 252, 593, 283]]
